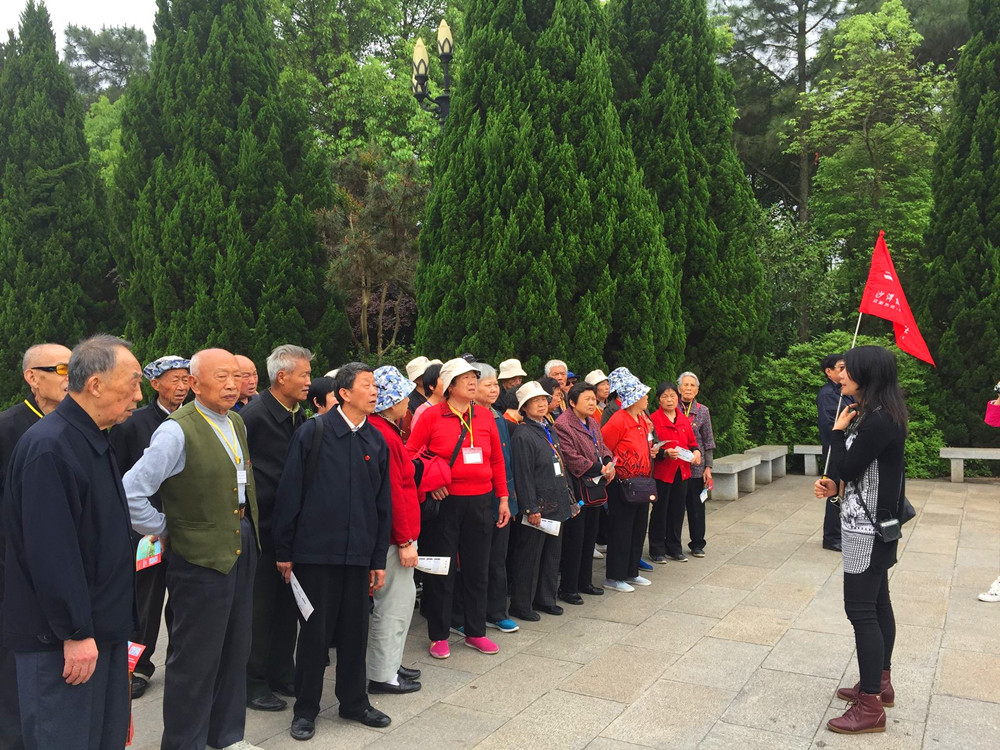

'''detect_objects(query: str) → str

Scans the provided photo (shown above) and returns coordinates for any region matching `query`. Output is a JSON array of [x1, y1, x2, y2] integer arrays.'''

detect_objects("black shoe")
[[558, 592, 584, 605], [248, 693, 288, 712], [509, 607, 541, 622], [580, 584, 605, 596], [535, 603, 564, 616], [689, 548, 705, 558], [668, 553, 688, 562], [270, 681, 296, 697], [397, 666, 421, 681], [341, 706, 391, 728], [823, 542, 842, 551], [290, 716, 315, 740], [131, 675, 148, 699], [368, 677, 421, 694]]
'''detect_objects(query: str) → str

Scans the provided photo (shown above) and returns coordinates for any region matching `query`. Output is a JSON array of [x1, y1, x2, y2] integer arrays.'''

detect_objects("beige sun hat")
[[498, 358, 528, 380], [405, 356, 431, 381], [439, 357, 479, 393], [515, 381, 551, 411], [584, 369, 609, 386]]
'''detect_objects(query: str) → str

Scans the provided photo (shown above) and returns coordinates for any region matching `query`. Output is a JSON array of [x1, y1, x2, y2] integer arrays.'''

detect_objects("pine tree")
[[915, 0, 1000, 447], [0, 1, 116, 407], [111, 0, 346, 371], [608, 0, 769, 451]]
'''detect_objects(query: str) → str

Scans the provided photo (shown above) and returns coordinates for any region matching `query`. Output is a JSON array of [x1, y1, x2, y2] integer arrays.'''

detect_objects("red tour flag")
[[858, 231, 935, 365]]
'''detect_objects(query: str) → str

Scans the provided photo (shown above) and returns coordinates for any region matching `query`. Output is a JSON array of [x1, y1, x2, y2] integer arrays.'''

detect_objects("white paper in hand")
[[416, 556, 451, 575], [521, 515, 561, 536], [289, 572, 314, 621], [676, 447, 695, 463], [700, 488, 709, 504]]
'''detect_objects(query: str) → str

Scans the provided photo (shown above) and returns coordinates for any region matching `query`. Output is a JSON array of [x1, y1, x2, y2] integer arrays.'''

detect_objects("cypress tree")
[[608, 0, 769, 451], [915, 0, 1000, 448], [112, 0, 345, 368], [0, 1, 115, 407]]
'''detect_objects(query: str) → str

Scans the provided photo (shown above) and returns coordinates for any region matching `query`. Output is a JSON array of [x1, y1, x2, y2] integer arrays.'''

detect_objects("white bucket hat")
[[439, 357, 479, 393], [584, 369, 609, 387], [405, 356, 431, 381], [498, 358, 527, 380], [515, 381, 551, 411]]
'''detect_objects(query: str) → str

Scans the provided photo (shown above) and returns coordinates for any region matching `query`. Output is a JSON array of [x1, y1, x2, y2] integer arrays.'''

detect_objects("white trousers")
[[367, 544, 417, 682]]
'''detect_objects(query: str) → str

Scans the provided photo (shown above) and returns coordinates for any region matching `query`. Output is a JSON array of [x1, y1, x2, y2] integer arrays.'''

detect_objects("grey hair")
[[678, 371, 700, 386], [266, 344, 314, 382], [22, 343, 63, 372], [332, 362, 374, 405], [544, 359, 567, 376], [473, 363, 497, 380], [68, 335, 132, 393]]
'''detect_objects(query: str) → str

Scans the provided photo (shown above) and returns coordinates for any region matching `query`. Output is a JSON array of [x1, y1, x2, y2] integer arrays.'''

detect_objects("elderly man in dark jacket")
[[273, 362, 393, 742]]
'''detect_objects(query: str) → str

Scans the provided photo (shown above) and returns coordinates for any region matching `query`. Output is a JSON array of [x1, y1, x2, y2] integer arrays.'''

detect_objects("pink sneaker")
[[464, 636, 499, 654], [429, 640, 450, 659]]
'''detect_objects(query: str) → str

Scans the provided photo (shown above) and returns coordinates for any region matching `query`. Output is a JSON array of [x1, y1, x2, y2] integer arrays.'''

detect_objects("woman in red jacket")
[[368, 366, 423, 694], [407, 358, 510, 659], [648, 382, 702, 563]]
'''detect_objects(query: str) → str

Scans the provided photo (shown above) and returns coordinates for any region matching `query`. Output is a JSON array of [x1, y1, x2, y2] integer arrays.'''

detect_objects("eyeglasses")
[[32, 364, 69, 376]]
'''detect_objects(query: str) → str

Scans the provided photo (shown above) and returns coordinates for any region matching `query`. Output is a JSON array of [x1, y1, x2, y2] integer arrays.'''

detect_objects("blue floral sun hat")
[[607, 367, 634, 395], [618, 375, 651, 409], [142, 355, 190, 381], [374, 365, 416, 413]]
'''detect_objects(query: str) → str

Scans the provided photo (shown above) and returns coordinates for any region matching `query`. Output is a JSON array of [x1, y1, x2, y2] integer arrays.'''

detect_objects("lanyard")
[[450, 404, 474, 448], [23, 400, 44, 419], [582, 419, 601, 458], [682, 400, 695, 418], [195, 405, 241, 464]]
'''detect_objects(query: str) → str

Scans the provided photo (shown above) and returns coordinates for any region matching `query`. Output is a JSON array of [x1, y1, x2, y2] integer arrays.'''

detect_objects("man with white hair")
[[240, 345, 312, 713]]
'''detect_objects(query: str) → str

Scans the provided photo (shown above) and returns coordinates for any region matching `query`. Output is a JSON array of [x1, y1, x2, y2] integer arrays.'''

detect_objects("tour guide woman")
[[406, 358, 510, 659], [814, 345, 906, 735]]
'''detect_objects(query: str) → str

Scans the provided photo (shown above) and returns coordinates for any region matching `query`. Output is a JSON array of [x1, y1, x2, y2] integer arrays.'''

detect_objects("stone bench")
[[711, 453, 761, 501], [747, 445, 788, 484], [793, 444, 823, 476], [940, 447, 1000, 483]]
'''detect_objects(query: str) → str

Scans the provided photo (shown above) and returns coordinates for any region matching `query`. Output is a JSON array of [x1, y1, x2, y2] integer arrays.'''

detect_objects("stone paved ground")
[[128, 476, 1000, 749]]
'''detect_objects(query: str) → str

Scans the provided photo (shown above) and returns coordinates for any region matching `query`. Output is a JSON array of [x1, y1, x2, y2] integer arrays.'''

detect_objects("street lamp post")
[[411, 20, 453, 126]]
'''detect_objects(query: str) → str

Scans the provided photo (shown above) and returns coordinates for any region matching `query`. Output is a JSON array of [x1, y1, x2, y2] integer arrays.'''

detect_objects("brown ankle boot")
[[827, 692, 886, 734], [836, 670, 894, 707]]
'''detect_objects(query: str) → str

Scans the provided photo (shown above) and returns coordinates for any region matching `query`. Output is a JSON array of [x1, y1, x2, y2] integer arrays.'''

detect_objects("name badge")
[[553, 456, 563, 477], [236, 470, 248, 484], [462, 447, 483, 465]]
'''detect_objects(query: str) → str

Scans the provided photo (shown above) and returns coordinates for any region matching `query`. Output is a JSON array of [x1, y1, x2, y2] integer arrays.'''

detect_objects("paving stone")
[[924, 694, 1000, 749], [792, 595, 854, 636], [763, 628, 855, 679], [742, 582, 821, 613], [367, 661, 477, 727], [937, 649, 1000, 703], [891, 624, 943, 668], [619, 610, 719, 655], [890, 595, 947, 629], [708, 605, 793, 646], [562, 643, 678, 704], [663, 637, 770, 691], [663, 584, 749, 619], [442, 653, 580, 718], [364, 702, 506, 750], [722, 668, 837, 738], [524, 617, 635, 664], [702, 563, 771, 591], [474, 691, 626, 750], [697, 720, 811, 750], [940, 594, 1000, 654], [886, 570, 950, 603], [895, 550, 955, 576]]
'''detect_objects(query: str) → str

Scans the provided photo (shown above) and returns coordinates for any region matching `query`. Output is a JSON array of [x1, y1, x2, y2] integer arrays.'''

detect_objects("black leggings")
[[843, 567, 895, 694]]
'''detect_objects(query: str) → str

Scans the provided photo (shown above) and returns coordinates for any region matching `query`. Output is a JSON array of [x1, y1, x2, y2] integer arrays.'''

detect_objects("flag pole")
[[822, 311, 863, 479]]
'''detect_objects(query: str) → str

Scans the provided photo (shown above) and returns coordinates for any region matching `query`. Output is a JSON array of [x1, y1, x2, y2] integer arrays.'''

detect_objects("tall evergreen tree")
[[609, 0, 769, 451], [416, 0, 681, 380], [915, 0, 1000, 447], [112, 0, 346, 369], [0, 1, 115, 407]]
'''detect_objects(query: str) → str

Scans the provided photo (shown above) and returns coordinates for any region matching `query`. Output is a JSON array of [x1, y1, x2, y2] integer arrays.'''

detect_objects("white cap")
[[324, 368, 339, 378], [498, 358, 527, 380], [515, 381, 551, 411], [585, 369, 609, 386], [439, 357, 478, 393], [405, 356, 431, 381]]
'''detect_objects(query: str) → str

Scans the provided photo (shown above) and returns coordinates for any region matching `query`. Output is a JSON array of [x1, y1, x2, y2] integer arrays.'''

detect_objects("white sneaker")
[[216, 741, 264, 750], [626, 576, 651, 586], [979, 577, 1000, 602], [593, 547, 604, 559], [603, 578, 634, 593], [595, 544, 608, 553]]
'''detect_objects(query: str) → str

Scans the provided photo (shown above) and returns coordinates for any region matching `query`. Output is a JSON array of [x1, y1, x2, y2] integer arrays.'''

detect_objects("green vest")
[[158, 402, 259, 574]]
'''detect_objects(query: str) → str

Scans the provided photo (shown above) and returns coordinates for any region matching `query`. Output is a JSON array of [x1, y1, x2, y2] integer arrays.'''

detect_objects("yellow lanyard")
[[450, 405, 474, 448], [195, 405, 241, 464], [682, 400, 694, 418], [23, 400, 44, 419]]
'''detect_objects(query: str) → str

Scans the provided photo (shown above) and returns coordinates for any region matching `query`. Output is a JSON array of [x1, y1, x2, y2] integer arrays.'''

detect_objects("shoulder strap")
[[304, 416, 325, 494], [448, 424, 469, 468]]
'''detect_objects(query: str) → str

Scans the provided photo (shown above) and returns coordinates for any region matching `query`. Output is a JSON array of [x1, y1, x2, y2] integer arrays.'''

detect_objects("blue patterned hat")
[[607, 367, 633, 395], [374, 365, 416, 413], [143, 356, 190, 381], [618, 375, 651, 409]]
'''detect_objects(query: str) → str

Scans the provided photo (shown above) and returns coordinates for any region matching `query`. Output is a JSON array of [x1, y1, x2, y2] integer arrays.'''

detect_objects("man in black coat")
[[273, 362, 392, 742], [3, 335, 143, 749], [108, 354, 190, 699], [241, 345, 311, 712], [0, 342, 71, 750], [817, 353, 855, 551]]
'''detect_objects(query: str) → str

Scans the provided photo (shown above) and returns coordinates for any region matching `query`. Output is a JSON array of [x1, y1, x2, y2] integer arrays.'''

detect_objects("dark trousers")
[[161, 518, 257, 750], [420, 493, 493, 640], [0, 640, 23, 749], [596, 504, 609, 545], [510, 518, 562, 612], [132, 549, 168, 679], [15, 641, 128, 750], [844, 567, 895, 694], [454, 520, 511, 626], [293, 564, 370, 721], [559, 504, 601, 594], [649, 475, 688, 557], [605, 482, 648, 581], [684, 476, 707, 551], [822, 447, 842, 546], [247, 549, 298, 700]]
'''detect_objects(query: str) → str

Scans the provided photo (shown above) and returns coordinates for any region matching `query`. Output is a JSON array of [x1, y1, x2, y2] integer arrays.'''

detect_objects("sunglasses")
[[33, 364, 69, 376]]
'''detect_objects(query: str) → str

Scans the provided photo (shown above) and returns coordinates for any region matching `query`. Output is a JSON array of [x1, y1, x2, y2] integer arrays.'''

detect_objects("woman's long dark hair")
[[843, 346, 908, 435]]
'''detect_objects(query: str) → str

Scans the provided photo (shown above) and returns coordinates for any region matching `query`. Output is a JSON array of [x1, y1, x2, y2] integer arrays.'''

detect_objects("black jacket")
[[3, 397, 134, 651], [817, 380, 855, 449], [109, 400, 170, 511], [272, 410, 392, 569], [240, 390, 306, 555], [512, 418, 575, 521]]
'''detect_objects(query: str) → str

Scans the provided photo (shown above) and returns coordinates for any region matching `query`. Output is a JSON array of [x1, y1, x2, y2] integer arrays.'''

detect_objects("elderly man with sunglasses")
[[0, 342, 72, 750]]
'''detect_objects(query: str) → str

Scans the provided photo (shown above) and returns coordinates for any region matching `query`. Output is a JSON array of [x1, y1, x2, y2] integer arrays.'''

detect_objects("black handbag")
[[620, 476, 658, 505]]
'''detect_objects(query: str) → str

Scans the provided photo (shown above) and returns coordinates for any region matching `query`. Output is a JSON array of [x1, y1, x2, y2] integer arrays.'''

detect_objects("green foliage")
[[62, 24, 149, 103], [748, 331, 946, 477], [83, 94, 124, 188], [0, 1, 116, 407], [914, 0, 1000, 448]]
